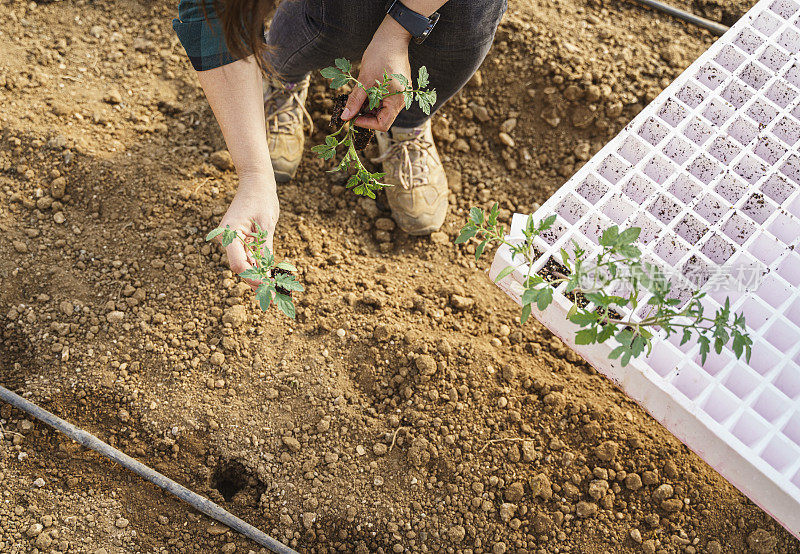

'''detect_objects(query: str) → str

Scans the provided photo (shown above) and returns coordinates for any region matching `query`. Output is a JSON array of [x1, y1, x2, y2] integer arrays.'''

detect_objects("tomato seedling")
[[206, 225, 303, 319], [457, 204, 752, 367], [312, 58, 437, 199]]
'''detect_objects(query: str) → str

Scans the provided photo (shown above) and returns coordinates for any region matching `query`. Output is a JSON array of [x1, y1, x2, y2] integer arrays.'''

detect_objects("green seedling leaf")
[[455, 226, 477, 245], [417, 66, 429, 88], [334, 58, 351, 72], [205, 227, 225, 241], [392, 73, 409, 88], [221, 228, 237, 247], [320, 66, 341, 79], [276, 261, 297, 272], [330, 74, 349, 89], [575, 327, 597, 345], [494, 266, 516, 283], [275, 293, 296, 319], [255, 283, 274, 312]]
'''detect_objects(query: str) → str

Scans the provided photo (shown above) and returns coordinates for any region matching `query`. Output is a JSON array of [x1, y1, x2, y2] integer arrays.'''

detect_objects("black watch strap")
[[387, 0, 440, 44]]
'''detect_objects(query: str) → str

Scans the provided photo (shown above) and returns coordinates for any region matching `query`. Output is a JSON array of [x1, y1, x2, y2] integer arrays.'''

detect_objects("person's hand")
[[215, 174, 279, 289], [341, 16, 412, 132]]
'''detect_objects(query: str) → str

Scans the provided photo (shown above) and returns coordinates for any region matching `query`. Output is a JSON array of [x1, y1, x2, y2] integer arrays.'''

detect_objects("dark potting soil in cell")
[[331, 94, 375, 151], [272, 267, 294, 297], [538, 257, 568, 284]]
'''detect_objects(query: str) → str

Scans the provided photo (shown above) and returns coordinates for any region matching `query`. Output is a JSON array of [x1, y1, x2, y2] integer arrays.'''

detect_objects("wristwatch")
[[386, 0, 441, 44]]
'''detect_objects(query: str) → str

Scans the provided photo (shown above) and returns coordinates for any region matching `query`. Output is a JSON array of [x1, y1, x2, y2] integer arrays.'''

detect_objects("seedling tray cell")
[[489, 0, 800, 539]]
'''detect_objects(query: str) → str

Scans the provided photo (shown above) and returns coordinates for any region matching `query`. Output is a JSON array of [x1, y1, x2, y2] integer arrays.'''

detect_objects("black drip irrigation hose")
[[0, 385, 299, 554], [628, 0, 731, 36]]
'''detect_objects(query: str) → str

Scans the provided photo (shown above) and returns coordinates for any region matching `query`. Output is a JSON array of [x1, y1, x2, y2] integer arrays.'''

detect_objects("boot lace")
[[263, 80, 314, 135], [371, 134, 435, 190]]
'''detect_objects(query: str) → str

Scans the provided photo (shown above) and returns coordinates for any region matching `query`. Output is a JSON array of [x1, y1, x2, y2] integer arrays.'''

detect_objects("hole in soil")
[[212, 461, 250, 502]]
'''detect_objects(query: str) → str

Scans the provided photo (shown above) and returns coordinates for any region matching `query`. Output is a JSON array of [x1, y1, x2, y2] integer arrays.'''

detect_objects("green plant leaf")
[[455, 226, 477, 245], [575, 327, 597, 345], [520, 303, 532, 324], [276, 261, 297, 272], [475, 239, 488, 261], [330, 74, 349, 89], [599, 226, 620, 247], [469, 207, 484, 225], [417, 66, 429, 88], [537, 287, 553, 311], [618, 227, 641, 245], [403, 90, 413, 110], [494, 266, 516, 283], [255, 283, 273, 312], [205, 227, 225, 241], [570, 311, 598, 326], [334, 58, 351, 72], [392, 73, 409, 88], [239, 268, 262, 280], [320, 66, 341, 79], [275, 293, 296, 319], [221, 228, 237, 247]]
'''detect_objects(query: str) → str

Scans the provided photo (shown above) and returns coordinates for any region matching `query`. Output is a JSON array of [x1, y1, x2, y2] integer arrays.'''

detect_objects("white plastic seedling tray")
[[490, 0, 800, 539]]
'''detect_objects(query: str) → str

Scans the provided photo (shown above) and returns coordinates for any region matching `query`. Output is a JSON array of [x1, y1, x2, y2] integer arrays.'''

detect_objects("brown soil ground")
[[1, 0, 798, 553]]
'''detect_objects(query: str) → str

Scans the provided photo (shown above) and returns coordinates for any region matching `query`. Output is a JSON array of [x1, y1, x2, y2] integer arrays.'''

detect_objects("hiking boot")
[[372, 120, 449, 235], [263, 75, 313, 182]]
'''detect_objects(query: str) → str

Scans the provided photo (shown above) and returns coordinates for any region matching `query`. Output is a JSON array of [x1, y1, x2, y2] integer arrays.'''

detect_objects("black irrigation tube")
[[0, 385, 299, 554], [629, 0, 731, 35]]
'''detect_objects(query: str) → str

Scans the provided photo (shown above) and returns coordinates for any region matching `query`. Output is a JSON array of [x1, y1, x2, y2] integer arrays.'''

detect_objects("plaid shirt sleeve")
[[173, 0, 237, 72]]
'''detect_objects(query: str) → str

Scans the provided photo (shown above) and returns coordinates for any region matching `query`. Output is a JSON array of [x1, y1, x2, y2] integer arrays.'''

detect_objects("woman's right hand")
[[215, 174, 280, 289]]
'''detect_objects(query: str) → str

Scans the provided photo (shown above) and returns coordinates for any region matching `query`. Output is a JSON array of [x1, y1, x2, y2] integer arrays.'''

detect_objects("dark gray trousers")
[[266, 0, 507, 127]]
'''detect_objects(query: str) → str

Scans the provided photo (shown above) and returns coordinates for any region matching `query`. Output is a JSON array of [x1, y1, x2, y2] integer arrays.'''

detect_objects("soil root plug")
[[0, 385, 299, 554]]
